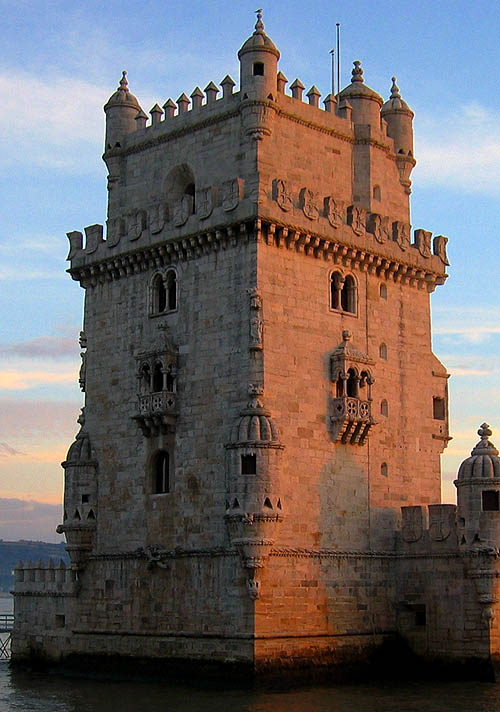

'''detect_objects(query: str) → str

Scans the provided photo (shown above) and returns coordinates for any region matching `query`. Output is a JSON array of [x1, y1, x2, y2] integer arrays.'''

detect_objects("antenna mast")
[[330, 48, 335, 96], [336, 23, 341, 101]]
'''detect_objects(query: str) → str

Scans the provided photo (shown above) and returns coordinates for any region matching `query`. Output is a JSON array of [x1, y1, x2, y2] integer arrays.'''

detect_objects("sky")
[[0, 0, 498, 541]]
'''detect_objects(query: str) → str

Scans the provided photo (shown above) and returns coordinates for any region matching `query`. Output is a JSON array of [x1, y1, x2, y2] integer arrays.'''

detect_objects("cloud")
[[0, 70, 107, 173], [0, 399, 81, 441], [415, 103, 500, 196], [0, 498, 63, 542], [0, 442, 26, 457], [0, 369, 78, 390], [0, 334, 79, 359]]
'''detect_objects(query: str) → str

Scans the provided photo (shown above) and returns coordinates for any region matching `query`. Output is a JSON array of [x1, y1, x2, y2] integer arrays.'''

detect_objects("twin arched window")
[[330, 271, 357, 314], [139, 360, 175, 394], [151, 269, 177, 315]]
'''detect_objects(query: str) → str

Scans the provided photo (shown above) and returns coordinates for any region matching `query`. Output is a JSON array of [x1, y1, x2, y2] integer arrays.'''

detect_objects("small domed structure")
[[456, 424, 500, 550], [381, 76, 414, 159], [104, 71, 142, 151], [457, 424, 500, 481], [238, 10, 280, 60], [104, 71, 141, 111], [238, 10, 280, 101], [338, 61, 383, 125]]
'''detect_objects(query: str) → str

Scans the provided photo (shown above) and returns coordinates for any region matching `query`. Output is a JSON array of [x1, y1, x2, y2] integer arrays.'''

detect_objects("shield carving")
[[401, 506, 424, 543]]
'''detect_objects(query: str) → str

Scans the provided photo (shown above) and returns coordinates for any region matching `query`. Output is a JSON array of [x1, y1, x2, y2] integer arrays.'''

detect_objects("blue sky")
[[0, 0, 498, 541]]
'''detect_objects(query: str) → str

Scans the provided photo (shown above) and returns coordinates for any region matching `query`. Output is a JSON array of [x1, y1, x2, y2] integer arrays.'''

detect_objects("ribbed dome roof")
[[381, 77, 413, 116], [63, 410, 96, 465], [231, 397, 280, 444], [104, 71, 141, 111], [238, 11, 280, 59], [339, 61, 383, 105], [457, 424, 500, 480]]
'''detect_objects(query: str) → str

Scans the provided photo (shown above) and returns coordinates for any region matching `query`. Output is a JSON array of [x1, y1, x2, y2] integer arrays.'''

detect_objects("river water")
[[2, 594, 500, 711]]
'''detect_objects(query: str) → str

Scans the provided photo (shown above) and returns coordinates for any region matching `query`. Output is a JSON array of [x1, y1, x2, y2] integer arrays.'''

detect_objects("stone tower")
[[15, 15, 499, 681]]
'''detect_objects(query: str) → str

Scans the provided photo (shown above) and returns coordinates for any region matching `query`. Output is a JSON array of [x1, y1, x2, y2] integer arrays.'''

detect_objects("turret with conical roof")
[[238, 9, 280, 101], [339, 61, 383, 126], [456, 424, 500, 550], [103, 71, 142, 151]]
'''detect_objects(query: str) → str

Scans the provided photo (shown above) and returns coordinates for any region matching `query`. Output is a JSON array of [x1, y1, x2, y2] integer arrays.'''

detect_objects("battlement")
[[13, 560, 79, 597], [400, 504, 458, 551]]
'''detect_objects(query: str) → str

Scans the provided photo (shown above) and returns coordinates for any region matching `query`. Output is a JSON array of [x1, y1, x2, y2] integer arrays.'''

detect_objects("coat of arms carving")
[[325, 196, 343, 228], [222, 178, 243, 212], [393, 220, 410, 251], [300, 188, 319, 220], [415, 229, 432, 258], [347, 205, 365, 236], [274, 179, 293, 212], [197, 186, 217, 219]]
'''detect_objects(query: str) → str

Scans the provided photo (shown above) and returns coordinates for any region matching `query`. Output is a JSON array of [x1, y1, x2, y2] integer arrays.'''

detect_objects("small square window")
[[482, 490, 499, 511], [241, 454, 256, 475], [81, 494, 89, 504], [55, 614, 65, 628]]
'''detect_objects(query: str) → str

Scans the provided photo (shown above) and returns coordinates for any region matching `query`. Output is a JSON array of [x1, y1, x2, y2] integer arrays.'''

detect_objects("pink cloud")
[[0, 334, 79, 359]]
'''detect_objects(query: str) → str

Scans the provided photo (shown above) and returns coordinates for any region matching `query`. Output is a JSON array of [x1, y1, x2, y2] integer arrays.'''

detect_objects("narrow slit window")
[[154, 451, 170, 494], [433, 397, 445, 420]]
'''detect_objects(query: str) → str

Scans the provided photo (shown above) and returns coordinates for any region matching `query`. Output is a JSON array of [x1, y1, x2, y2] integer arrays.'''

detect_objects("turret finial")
[[255, 8, 264, 31], [470, 423, 499, 457], [352, 61, 364, 83], [390, 76, 401, 99], [119, 70, 129, 92]]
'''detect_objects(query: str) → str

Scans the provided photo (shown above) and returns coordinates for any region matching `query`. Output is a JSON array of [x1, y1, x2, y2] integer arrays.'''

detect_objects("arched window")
[[341, 276, 357, 314], [152, 362, 164, 392], [373, 185, 381, 201], [140, 363, 151, 394], [153, 451, 170, 494], [185, 183, 195, 213], [152, 273, 167, 314], [330, 271, 357, 315], [253, 62, 264, 76], [346, 368, 358, 397], [381, 399, 389, 417], [165, 270, 177, 311], [381, 462, 388, 477], [166, 366, 175, 392], [336, 374, 344, 397], [379, 283, 387, 300], [379, 343, 387, 360], [330, 271, 344, 310]]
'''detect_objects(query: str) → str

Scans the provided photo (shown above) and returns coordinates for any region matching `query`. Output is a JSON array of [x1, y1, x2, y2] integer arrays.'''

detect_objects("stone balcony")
[[133, 390, 177, 436], [331, 396, 374, 445]]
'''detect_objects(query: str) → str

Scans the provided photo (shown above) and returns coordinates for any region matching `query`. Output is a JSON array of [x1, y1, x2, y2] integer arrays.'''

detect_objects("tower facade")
[[12, 16, 500, 680]]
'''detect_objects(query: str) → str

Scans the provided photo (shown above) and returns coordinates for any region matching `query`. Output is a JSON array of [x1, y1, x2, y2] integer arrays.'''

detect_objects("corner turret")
[[338, 61, 383, 126], [103, 71, 142, 151], [238, 10, 280, 101], [381, 76, 414, 156], [456, 424, 500, 550]]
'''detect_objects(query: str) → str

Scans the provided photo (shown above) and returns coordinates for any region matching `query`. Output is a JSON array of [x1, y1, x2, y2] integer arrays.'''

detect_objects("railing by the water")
[[0, 614, 14, 660]]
